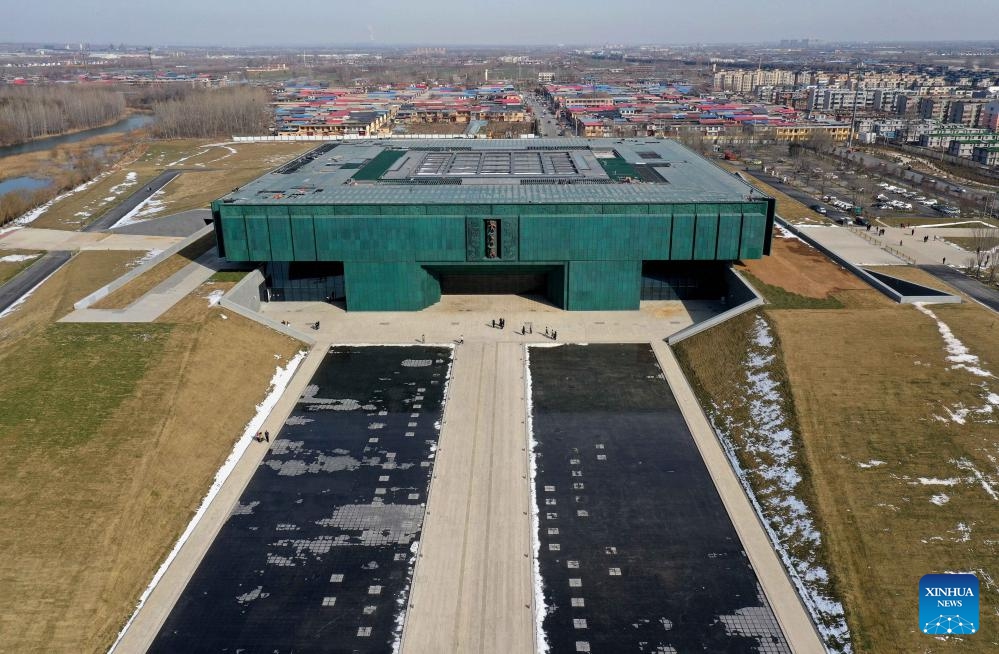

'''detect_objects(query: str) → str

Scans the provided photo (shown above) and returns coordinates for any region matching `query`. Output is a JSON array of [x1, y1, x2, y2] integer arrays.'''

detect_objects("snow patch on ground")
[[913, 303, 997, 424], [0, 267, 60, 320], [128, 249, 163, 269], [110, 189, 166, 230], [107, 350, 308, 653], [914, 303, 994, 379], [774, 223, 802, 241], [954, 458, 999, 501], [0, 253, 41, 263], [129, 189, 167, 220], [707, 314, 852, 653], [108, 171, 138, 195], [930, 493, 950, 506], [166, 148, 210, 166], [857, 460, 886, 469], [205, 289, 225, 306], [918, 477, 960, 486], [524, 345, 551, 654]]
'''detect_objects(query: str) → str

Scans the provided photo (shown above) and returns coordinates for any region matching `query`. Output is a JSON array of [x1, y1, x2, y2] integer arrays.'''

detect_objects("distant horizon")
[[4, 39, 999, 51], [3, 0, 999, 48]]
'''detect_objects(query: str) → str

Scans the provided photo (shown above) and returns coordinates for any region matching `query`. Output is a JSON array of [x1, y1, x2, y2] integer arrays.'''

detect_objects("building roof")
[[219, 138, 766, 206]]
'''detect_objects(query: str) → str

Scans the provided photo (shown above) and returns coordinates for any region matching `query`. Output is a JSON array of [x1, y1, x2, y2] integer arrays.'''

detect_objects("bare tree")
[[0, 86, 126, 147], [151, 87, 271, 138]]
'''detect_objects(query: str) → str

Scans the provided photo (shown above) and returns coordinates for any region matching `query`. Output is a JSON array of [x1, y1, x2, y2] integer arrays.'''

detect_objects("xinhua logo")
[[920, 573, 979, 635]]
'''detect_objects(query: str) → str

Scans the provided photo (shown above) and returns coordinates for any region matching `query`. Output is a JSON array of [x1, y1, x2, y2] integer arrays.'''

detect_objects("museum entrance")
[[425, 264, 564, 307]]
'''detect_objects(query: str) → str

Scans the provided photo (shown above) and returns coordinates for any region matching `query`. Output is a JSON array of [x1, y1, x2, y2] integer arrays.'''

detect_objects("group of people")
[[491, 318, 506, 329]]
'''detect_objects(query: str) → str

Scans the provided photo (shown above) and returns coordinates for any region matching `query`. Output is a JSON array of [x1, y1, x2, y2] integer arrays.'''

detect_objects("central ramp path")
[[402, 341, 535, 654]]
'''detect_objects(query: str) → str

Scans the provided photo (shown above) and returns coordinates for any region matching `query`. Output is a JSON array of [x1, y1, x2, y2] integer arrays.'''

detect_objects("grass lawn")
[[209, 270, 250, 282], [0, 250, 44, 285], [0, 250, 303, 652], [31, 140, 312, 231], [677, 234, 999, 653]]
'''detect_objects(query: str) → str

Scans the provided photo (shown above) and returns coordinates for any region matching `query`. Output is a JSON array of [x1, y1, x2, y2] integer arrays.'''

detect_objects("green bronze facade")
[[211, 139, 774, 311]]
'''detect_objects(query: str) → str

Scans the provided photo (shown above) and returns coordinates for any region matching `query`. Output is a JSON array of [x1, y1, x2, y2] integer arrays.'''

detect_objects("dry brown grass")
[[90, 233, 215, 310], [0, 131, 134, 183], [0, 253, 303, 653], [678, 233, 999, 653], [773, 302, 999, 654], [30, 140, 311, 230]]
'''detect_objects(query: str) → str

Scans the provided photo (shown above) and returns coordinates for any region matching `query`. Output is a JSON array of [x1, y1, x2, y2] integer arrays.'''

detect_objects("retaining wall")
[[667, 267, 765, 345], [219, 269, 317, 345], [73, 224, 213, 310], [776, 216, 960, 305]]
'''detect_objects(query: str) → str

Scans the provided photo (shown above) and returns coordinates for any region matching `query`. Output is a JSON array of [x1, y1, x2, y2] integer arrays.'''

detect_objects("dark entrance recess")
[[427, 264, 562, 301], [439, 271, 546, 295], [641, 261, 727, 301], [267, 261, 345, 302]]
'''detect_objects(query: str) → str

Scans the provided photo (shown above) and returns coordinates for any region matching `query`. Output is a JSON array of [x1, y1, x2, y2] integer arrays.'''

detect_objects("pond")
[[0, 114, 155, 159], [0, 176, 52, 199]]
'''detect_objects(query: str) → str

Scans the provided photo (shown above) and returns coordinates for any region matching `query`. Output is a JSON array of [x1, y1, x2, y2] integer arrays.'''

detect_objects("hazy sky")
[[3, 0, 999, 46]]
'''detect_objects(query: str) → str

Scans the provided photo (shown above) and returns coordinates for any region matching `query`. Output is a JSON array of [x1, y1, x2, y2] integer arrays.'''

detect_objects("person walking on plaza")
[[264, 431, 270, 443]]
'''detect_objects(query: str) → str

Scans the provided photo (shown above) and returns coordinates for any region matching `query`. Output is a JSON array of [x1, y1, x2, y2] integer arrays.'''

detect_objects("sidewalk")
[[0, 227, 181, 252], [60, 250, 222, 323], [402, 341, 534, 654]]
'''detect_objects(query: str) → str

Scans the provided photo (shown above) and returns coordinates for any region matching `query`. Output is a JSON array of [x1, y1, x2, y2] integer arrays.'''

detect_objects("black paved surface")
[[0, 250, 72, 314], [529, 344, 790, 654], [84, 169, 180, 232], [919, 265, 999, 313], [150, 346, 451, 654], [110, 208, 210, 237]]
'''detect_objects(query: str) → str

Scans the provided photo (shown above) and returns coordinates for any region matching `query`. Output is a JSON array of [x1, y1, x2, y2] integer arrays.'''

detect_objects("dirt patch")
[[739, 234, 869, 299]]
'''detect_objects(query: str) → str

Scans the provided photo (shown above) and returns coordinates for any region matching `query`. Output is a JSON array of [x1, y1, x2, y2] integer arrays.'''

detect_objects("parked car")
[[810, 204, 828, 215]]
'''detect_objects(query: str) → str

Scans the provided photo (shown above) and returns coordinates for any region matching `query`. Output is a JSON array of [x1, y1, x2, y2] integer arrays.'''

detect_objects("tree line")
[[151, 86, 271, 138], [0, 86, 126, 147]]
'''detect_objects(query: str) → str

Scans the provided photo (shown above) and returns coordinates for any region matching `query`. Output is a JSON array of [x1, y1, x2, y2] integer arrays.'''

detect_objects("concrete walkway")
[[402, 341, 534, 654], [60, 250, 221, 323], [260, 295, 718, 346], [111, 296, 829, 653], [651, 342, 826, 654], [0, 227, 181, 252], [794, 224, 906, 265]]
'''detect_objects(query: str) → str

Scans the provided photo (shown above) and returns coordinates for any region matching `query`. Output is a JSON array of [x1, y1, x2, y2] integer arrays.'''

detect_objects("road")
[[524, 93, 561, 138], [0, 250, 72, 314], [919, 265, 999, 313], [84, 169, 180, 232]]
